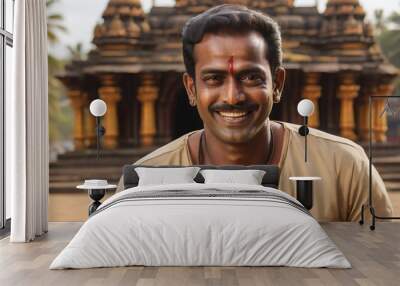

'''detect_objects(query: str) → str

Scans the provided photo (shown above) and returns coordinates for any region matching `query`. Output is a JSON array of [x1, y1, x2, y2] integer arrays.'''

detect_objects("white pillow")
[[135, 167, 201, 186], [200, 169, 266, 185]]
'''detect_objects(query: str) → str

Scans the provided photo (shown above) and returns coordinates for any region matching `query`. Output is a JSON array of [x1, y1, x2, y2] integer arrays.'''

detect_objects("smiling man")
[[116, 4, 393, 222]]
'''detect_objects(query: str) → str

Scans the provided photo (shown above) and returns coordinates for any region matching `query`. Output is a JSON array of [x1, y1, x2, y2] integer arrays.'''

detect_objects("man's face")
[[183, 31, 285, 144]]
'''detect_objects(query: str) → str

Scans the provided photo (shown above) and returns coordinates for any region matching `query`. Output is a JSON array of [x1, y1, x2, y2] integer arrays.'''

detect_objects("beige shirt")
[[116, 121, 393, 222]]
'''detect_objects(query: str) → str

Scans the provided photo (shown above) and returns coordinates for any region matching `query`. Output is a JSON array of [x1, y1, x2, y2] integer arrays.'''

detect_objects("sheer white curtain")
[[6, 0, 49, 242]]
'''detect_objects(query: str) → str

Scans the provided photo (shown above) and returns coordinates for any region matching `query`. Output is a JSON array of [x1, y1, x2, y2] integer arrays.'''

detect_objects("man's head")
[[182, 4, 286, 144]]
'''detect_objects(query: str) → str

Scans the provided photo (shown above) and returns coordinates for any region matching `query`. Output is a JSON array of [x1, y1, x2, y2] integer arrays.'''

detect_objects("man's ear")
[[272, 67, 286, 103], [183, 73, 197, 107]]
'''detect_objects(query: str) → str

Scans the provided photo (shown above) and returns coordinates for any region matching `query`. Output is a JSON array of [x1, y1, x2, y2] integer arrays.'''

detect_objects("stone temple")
[[60, 0, 397, 150]]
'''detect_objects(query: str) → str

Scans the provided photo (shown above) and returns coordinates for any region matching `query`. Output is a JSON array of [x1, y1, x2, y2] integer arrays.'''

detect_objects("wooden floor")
[[0, 222, 399, 286]]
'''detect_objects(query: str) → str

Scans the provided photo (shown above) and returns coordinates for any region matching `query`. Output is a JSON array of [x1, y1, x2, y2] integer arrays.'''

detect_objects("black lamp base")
[[296, 180, 313, 210], [289, 177, 321, 211], [88, 189, 106, 216]]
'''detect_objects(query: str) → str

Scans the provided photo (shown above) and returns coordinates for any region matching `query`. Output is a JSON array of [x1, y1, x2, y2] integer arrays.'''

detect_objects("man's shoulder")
[[282, 121, 366, 158], [134, 131, 196, 165]]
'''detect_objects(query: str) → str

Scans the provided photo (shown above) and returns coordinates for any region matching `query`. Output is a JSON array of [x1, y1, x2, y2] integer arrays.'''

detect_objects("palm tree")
[[374, 9, 386, 35], [376, 9, 400, 97], [381, 12, 400, 67], [377, 11, 400, 67], [67, 42, 86, 61], [375, 10, 400, 141], [47, 0, 67, 45], [47, 0, 71, 144]]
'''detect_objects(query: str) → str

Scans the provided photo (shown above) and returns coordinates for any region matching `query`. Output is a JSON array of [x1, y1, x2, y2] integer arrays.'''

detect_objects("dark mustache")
[[209, 101, 259, 112]]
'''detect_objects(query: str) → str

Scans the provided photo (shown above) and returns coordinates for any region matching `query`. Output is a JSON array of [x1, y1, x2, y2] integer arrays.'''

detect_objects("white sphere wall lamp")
[[89, 99, 107, 160], [297, 99, 315, 163]]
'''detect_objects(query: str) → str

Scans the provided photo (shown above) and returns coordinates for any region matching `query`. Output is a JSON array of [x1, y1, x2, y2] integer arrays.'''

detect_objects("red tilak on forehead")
[[228, 56, 234, 75]]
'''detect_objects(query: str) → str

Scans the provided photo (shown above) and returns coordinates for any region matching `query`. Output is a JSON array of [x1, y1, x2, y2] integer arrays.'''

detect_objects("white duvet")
[[50, 183, 351, 269]]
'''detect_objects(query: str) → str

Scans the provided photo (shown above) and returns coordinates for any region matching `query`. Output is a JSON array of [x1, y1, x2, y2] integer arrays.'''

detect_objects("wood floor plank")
[[0, 222, 399, 286], [117, 267, 142, 286]]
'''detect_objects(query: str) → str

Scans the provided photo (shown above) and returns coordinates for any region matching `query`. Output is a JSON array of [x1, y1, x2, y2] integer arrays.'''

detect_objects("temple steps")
[[49, 143, 400, 192], [384, 182, 400, 191], [50, 173, 122, 183], [50, 147, 156, 167], [381, 173, 400, 181], [49, 147, 158, 192], [373, 156, 400, 164], [362, 143, 400, 192], [361, 142, 400, 157]]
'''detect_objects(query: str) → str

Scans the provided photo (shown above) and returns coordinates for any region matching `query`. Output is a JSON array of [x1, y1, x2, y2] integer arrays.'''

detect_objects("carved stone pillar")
[[302, 73, 321, 128], [374, 83, 395, 142], [67, 89, 85, 150], [357, 84, 377, 142], [98, 75, 121, 149], [337, 73, 360, 141], [84, 94, 97, 148], [137, 73, 159, 146]]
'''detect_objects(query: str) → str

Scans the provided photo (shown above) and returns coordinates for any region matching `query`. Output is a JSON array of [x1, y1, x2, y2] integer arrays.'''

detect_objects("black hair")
[[182, 4, 283, 79]]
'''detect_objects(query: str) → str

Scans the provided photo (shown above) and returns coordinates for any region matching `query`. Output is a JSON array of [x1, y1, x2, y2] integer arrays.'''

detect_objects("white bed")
[[50, 183, 351, 269]]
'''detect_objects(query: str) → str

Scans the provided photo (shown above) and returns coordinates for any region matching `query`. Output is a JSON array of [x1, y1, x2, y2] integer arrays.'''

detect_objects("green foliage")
[[378, 11, 400, 67], [47, 0, 73, 143], [48, 60, 72, 143], [67, 42, 86, 61], [47, 0, 67, 45], [374, 9, 386, 35], [375, 9, 400, 97]]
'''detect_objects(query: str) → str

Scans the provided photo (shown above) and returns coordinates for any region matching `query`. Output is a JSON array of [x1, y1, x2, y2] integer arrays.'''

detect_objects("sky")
[[49, 0, 400, 58]]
